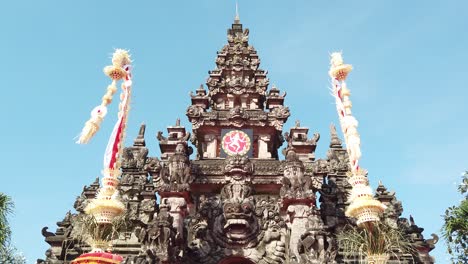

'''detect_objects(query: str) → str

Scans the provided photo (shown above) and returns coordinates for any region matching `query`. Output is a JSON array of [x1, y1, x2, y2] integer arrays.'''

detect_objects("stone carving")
[[318, 180, 340, 228], [329, 123, 342, 148], [186, 196, 224, 264], [39, 248, 61, 264], [223, 154, 254, 180], [375, 181, 403, 228], [122, 124, 148, 170], [162, 197, 188, 242], [228, 106, 249, 127], [296, 208, 336, 264], [41, 19, 435, 264], [271, 105, 290, 119], [157, 143, 192, 192], [280, 149, 315, 199], [398, 215, 438, 262], [326, 148, 349, 172], [186, 104, 204, 118], [122, 146, 149, 169], [213, 183, 260, 247], [257, 224, 286, 264], [145, 157, 161, 175], [73, 193, 87, 213], [256, 197, 287, 264], [139, 204, 177, 263]]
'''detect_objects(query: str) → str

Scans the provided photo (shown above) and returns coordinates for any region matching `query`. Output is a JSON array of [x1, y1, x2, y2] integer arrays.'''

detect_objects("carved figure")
[[223, 154, 253, 181], [258, 224, 286, 264], [121, 146, 149, 169], [280, 149, 314, 199], [213, 183, 260, 247], [143, 204, 176, 263], [157, 143, 192, 191]]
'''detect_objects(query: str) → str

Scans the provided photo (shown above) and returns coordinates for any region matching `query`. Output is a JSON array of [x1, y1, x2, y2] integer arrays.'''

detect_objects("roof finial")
[[234, 1, 240, 24]]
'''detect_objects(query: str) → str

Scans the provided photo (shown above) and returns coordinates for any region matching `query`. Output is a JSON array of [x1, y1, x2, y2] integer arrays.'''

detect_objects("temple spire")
[[234, 1, 240, 24]]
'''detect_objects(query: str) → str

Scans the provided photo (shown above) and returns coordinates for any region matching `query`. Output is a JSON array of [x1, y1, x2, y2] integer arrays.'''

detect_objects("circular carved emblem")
[[222, 130, 251, 156]]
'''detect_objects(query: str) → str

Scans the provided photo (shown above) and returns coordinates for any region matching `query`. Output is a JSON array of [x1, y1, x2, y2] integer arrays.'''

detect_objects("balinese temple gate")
[[40, 17, 437, 264]]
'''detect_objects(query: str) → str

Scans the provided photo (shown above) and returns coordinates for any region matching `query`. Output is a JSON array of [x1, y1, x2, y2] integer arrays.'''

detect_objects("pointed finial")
[[234, 1, 240, 24], [134, 123, 146, 147], [329, 123, 343, 148]]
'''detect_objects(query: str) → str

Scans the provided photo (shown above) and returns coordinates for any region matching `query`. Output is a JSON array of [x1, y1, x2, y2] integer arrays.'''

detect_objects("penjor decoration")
[[72, 49, 132, 264], [328, 52, 385, 226]]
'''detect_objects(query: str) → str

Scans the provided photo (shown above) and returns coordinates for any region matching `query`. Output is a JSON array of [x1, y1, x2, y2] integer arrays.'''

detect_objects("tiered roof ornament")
[[187, 17, 292, 161]]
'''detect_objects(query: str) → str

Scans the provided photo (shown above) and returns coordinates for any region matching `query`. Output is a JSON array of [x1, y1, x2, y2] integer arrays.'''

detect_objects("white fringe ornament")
[[76, 49, 131, 144], [329, 52, 385, 225]]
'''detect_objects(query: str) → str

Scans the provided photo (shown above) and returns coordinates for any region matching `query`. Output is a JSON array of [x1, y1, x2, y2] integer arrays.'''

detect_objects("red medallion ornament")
[[222, 130, 251, 156]]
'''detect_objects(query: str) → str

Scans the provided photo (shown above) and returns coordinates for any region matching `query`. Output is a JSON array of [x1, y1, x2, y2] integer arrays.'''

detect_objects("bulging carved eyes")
[[224, 205, 236, 213], [242, 203, 252, 212]]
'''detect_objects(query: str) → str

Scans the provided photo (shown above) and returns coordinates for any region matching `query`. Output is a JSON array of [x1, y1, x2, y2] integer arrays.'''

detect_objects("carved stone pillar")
[[241, 94, 249, 108], [258, 135, 271, 159], [216, 97, 225, 110], [287, 204, 310, 262], [203, 134, 217, 158], [162, 197, 188, 240], [250, 98, 258, 109], [227, 94, 234, 108]]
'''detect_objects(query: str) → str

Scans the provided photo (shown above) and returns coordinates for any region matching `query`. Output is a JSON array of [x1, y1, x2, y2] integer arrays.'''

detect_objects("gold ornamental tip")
[[329, 52, 353, 80], [111, 49, 132, 68], [103, 49, 131, 80], [104, 66, 127, 81]]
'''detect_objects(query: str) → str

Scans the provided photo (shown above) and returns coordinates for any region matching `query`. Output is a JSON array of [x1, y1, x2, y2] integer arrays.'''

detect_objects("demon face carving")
[[223, 155, 253, 181], [213, 183, 260, 247]]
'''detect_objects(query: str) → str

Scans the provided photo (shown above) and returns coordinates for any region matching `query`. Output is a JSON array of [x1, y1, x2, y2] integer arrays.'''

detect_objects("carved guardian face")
[[223, 198, 253, 239], [213, 183, 259, 247], [223, 155, 253, 180], [213, 197, 259, 247]]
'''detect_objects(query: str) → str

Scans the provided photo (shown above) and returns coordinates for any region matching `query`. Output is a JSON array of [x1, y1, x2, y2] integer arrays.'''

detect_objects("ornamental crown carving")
[[223, 154, 254, 181]]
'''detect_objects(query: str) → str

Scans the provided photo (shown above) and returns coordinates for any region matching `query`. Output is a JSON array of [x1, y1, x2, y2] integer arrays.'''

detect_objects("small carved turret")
[[190, 84, 210, 110], [157, 118, 191, 160], [266, 85, 286, 110], [134, 123, 146, 147], [284, 122, 320, 161]]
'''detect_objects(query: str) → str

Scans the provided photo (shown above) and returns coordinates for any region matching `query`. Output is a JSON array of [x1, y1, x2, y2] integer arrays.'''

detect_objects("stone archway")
[[218, 256, 256, 264]]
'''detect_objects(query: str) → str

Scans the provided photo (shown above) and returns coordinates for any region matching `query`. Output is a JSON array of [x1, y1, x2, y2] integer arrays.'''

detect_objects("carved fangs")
[[223, 219, 250, 229]]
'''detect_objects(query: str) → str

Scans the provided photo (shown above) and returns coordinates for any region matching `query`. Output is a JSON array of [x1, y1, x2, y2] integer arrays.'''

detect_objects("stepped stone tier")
[[39, 19, 437, 264]]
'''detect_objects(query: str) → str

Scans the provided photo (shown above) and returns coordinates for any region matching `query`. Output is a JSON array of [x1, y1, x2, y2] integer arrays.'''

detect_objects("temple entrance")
[[218, 257, 256, 264]]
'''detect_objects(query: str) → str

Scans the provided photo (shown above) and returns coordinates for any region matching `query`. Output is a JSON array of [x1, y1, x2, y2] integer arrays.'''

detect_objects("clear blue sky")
[[1, 0, 467, 263]]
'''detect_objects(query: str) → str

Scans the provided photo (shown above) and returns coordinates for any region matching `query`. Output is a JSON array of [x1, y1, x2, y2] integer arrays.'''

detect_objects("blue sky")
[[1, 0, 467, 263]]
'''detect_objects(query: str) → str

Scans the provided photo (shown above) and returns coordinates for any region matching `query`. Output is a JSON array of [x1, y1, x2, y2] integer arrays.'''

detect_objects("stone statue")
[[157, 143, 192, 192], [280, 149, 314, 199], [144, 204, 175, 263]]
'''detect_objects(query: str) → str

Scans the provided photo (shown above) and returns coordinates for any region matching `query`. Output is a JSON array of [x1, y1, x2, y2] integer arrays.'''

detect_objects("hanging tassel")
[[76, 105, 108, 144], [76, 81, 117, 144], [76, 49, 131, 144]]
